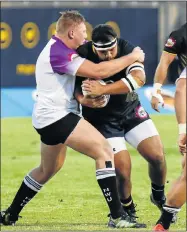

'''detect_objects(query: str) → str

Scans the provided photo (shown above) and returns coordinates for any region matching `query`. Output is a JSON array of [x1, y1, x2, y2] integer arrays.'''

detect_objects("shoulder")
[[166, 25, 185, 45], [117, 38, 135, 56], [164, 28, 184, 53], [168, 29, 182, 41], [76, 41, 93, 58], [50, 36, 79, 63]]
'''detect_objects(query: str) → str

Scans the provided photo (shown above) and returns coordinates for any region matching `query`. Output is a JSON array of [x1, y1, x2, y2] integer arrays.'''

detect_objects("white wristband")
[[153, 83, 162, 96], [179, 124, 186, 134]]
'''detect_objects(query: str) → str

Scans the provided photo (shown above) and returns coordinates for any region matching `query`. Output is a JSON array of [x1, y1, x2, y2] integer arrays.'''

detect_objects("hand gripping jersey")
[[164, 23, 187, 75], [32, 36, 85, 129], [75, 39, 143, 127]]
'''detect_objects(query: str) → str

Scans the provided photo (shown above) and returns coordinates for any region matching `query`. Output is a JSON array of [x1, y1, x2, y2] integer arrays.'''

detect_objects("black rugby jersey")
[[75, 39, 141, 125], [164, 23, 187, 74]]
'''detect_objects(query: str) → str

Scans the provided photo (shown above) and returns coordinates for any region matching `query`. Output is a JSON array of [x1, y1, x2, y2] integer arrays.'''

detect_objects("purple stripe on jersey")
[[50, 36, 79, 75]]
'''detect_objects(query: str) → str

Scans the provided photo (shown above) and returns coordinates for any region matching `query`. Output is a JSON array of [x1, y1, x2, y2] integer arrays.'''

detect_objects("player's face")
[[96, 45, 118, 61], [73, 22, 87, 48]]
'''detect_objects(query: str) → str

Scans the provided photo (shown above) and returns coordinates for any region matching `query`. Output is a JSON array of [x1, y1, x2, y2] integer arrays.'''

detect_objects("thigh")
[[93, 120, 124, 139], [137, 135, 164, 163], [125, 119, 159, 149], [106, 137, 131, 177], [107, 137, 127, 154], [35, 113, 81, 145], [65, 118, 113, 161]]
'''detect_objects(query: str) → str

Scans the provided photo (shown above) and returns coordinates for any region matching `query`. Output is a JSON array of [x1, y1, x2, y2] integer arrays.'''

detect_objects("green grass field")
[[1, 115, 186, 231]]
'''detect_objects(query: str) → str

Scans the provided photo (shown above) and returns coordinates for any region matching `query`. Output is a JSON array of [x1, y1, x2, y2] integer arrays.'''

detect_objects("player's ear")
[[68, 30, 74, 39]]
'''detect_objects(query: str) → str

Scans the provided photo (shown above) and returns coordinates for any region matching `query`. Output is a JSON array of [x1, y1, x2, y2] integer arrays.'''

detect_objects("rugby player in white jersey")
[[152, 23, 186, 231], [0, 10, 145, 228]]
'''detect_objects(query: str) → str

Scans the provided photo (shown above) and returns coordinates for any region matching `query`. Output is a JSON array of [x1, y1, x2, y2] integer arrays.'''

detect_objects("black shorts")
[[34, 113, 81, 145], [91, 103, 150, 138]]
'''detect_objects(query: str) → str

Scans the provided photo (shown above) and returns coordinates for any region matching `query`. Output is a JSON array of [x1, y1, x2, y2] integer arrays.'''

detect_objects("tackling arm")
[[76, 47, 144, 79], [81, 62, 145, 96]]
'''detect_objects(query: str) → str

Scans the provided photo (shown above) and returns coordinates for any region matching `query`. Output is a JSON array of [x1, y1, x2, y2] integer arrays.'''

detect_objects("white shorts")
[[107, 119, 159, 154], [175, 67, 186, 83]]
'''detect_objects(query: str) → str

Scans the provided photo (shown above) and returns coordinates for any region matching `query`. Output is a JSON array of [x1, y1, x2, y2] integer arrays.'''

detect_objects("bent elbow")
[[134, 74, 146, 88]]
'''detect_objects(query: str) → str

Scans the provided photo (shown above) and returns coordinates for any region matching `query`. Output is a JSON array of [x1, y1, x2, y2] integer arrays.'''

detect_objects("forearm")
[[154, 62, 168, 85], [101, 80, 130, 95], [154, 51, 176, 85], [98, 53, 138, 79], [102, 69, 145, 95]]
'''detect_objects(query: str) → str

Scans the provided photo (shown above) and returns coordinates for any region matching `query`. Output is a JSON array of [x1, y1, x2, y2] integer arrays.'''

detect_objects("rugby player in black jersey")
[[151, 23, 186, 232], [75, 24, 167, 228]]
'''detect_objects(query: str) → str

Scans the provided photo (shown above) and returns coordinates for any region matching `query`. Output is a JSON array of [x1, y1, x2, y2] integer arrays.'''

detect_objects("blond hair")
[[56, 10, 85, 34]]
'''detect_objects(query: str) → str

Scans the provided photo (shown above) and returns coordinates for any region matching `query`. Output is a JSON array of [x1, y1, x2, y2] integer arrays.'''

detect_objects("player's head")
[[56, 10, 87, 48], [92, 24, 118, 61]]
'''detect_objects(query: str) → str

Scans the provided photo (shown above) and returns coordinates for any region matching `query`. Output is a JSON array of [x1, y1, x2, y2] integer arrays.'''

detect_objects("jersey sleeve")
[[50, 43, 85, 76], [164, 31, 183, 54]]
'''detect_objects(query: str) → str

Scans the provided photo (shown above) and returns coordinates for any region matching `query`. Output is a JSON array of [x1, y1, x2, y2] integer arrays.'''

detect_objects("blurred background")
[[1, 1, 186, 118]]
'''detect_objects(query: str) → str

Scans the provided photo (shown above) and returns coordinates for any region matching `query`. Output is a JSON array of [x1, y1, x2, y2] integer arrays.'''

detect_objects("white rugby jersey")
[[32, 36, 85, 128]]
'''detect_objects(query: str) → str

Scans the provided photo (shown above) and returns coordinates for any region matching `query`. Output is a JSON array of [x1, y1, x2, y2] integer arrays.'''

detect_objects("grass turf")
[[1, 115, 186, 231]]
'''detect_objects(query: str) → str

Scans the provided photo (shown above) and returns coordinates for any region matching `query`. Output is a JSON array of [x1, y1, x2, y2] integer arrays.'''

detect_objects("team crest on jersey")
[[68, 53, 79, 61], [135, 106, 148, 119], [165, 37, 176, 47]]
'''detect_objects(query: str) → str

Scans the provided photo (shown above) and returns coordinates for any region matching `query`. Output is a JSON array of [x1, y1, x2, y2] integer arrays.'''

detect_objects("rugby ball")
[[82, 80, 110, 107]]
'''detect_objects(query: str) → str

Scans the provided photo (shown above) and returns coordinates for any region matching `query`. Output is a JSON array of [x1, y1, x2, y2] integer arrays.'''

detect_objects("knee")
[[95, 139, 114, 161], [116, 170, 131, 183], [149, 147, 165, 166], [115, 162, 131, 181]]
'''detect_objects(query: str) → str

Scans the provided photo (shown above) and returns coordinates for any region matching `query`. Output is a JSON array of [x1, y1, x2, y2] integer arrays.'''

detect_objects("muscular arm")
[[154, 51, 176, 84], [151, 52, 177, 112], [76, 48, 143, 79], [98, 69, 145, 95], [81, 62, 145, 96]]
